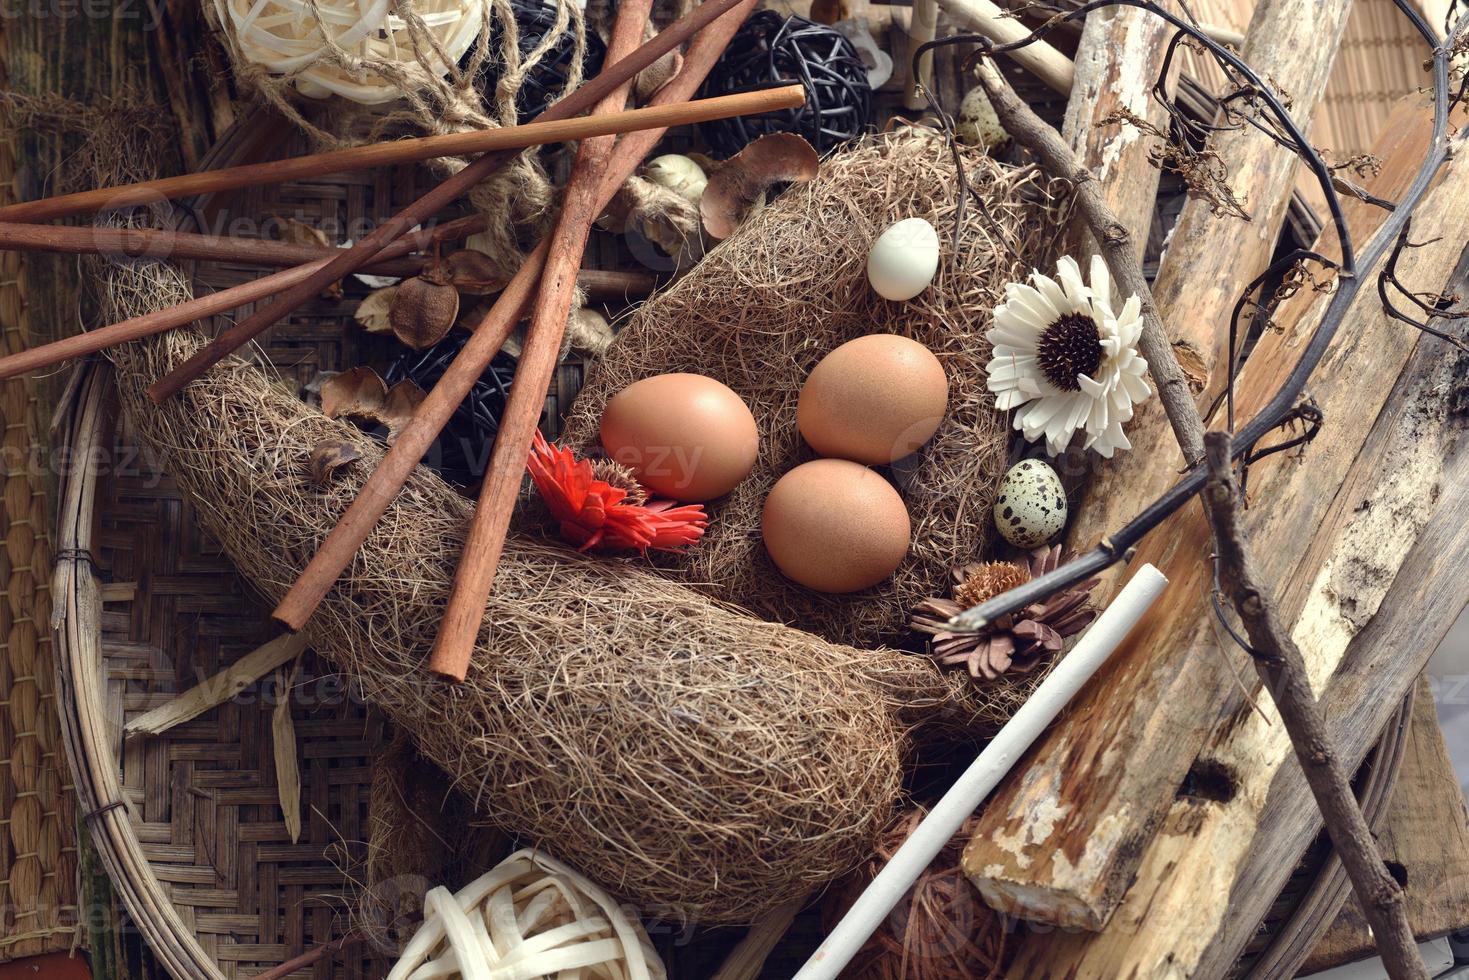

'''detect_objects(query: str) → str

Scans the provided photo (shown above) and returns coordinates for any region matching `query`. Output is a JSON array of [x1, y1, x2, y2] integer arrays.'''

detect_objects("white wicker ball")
[[212, 0, 484, 105]]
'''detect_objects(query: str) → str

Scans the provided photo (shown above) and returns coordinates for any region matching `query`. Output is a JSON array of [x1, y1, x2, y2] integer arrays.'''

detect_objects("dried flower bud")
[[390, 275, 460, 350]]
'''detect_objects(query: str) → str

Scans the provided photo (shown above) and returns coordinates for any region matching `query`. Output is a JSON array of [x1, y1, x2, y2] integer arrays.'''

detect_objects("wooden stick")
[[428, 0, 652, 682], [0, 95, 790, 225], [145, 0, 750, 404], [0, 216, 492, 382], [0, 218, 656, 297], [938, 0, 1074, 94], [903, 0, 940, 110], [271, 0, 764, 634], [1201, 432, 1428, 980]]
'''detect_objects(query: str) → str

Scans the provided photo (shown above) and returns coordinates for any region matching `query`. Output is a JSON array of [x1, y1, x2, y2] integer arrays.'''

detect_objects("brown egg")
[[797, 334, 949, 464], [600, 373, 759, 502], [761, 459, 910, 593]]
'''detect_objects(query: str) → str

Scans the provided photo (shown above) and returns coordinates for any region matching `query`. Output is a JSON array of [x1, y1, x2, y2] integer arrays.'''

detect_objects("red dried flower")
[[527, 431, 708, 553]]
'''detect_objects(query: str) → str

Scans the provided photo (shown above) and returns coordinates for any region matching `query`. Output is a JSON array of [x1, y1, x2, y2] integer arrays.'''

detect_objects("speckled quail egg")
[[994, 459, 1067, 548], [957, 87, 1009, 151]]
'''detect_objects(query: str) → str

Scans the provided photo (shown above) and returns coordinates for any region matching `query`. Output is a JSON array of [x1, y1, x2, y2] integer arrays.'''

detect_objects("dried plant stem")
[[272, 0, 766, 633], [429, 0, 653, 681], [145, 0, 750, 403], [1201, 431, 1428, 980], [973, 58, 1205, 467]]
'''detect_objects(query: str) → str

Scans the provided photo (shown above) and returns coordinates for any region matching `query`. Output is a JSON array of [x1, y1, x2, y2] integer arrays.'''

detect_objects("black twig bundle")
[[698, 11, 873, 156]]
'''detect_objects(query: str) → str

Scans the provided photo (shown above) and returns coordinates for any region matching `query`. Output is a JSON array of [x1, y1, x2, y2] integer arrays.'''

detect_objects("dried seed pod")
[[308, 440, 362, 486], [701, 134, 820, 240], [320, 366, 427, 443], [390, 274, 460, 350], [444, 249, 509, 295]]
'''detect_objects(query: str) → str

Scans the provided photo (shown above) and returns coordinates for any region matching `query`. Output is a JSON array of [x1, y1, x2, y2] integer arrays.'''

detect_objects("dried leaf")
[[356, 285, 399, 334], [321, 365, 389, 421], [309, 440, 362, 485], [382, 380, 426, 445], [124, 633, 310, 737], [445, 249, 509, 295], [701, 134, 820, 240], [273, 662, 302, 844], [390, 275, 460, 349], [277, 218, 343, 299]]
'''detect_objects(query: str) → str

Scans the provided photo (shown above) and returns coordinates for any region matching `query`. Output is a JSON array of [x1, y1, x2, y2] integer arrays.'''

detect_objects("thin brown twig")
[[972, 59, 1207, 467], [1202, 431, 1427, 980]]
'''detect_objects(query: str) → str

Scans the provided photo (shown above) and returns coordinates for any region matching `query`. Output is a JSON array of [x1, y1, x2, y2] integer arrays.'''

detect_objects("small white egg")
[[644, 154, 708, 204], [957, 87, 1010, 150], [994, 459, 1067, 548], [867, 217, 940, 302]]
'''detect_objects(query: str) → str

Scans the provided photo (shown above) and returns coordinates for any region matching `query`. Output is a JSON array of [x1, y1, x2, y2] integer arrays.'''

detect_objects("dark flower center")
[[1036, 312, 1103, 392]]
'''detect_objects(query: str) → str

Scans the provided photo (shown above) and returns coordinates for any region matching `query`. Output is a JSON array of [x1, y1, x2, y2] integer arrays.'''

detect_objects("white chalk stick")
[[794, 562, 1170, 980]]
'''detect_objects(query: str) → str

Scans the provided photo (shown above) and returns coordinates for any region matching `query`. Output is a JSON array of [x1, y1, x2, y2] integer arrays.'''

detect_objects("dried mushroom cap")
[[390, 275, 460, 350], [308, 440, 362, 486], [701, 134, 820, 240], [320, 366, 426, 444]]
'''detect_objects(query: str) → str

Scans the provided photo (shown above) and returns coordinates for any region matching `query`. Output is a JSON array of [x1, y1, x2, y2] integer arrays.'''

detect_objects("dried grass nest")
[[102, 259, 993, 925], [564, 127, 1061, 649]]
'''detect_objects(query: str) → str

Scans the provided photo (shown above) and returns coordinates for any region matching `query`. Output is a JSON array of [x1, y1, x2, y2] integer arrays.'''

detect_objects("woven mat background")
[[0, 27, 82, 964]]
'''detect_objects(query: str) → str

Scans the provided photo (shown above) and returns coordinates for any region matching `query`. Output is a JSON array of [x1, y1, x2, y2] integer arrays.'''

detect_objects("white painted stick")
[[793, 562, 1170, 980]]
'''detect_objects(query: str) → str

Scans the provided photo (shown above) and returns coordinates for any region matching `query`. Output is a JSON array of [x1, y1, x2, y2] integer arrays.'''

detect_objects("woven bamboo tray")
[[46, 97, 1410, 980]]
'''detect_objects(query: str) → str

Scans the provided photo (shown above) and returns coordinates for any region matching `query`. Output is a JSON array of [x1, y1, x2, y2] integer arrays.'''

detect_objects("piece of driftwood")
[[1303, 679, 1469, 973], [1067, 0, 1356, 592], [989, 138, 1469, 976], [121, 632, 309, 737], [1060, 2, 1174, 264], [962, 0, 1364, 930], [1201, 429, 1427, 980]]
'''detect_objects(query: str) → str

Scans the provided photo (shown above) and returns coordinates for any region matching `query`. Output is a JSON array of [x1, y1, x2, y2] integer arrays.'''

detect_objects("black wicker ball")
[[697, 11, 873, 157], [384, 332, 539, 487], [471, 0, 607, 122]]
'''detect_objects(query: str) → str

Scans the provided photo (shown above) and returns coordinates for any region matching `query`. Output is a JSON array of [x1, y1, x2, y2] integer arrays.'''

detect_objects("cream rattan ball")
[[212, 0, 484, 105], [388, 850, 667, 980]]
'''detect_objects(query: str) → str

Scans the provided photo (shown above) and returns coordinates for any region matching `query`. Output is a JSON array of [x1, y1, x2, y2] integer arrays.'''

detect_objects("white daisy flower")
[[985, 254, 1152, 458]]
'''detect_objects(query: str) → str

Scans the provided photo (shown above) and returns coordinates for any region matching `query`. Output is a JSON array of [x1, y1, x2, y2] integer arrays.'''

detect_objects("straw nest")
[[564, 128, 1059, 648], [100, 256, 994, 925]]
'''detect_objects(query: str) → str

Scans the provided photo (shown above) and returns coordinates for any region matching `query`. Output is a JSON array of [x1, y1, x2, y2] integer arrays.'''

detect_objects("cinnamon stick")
[[0, 219, 659, 298], [0, 217, 487, 382], [271, 0, 765, 633], [146, 0, 750, 404], [0, 96, 770, 224], [427, 0, 652, 682]]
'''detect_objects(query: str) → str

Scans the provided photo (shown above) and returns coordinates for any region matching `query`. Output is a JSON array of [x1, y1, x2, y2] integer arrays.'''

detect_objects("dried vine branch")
[[969, 58, 1207, 468], [1201, 431, 1428, 980], [939, 0, 1466, 632]]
